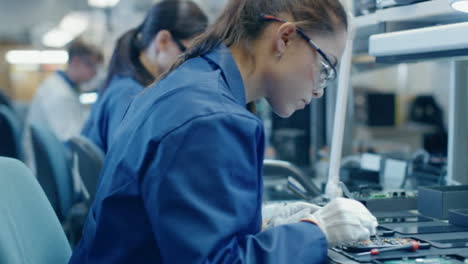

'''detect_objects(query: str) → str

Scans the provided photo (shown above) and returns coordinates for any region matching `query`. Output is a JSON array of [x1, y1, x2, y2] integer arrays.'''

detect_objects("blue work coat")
[[81, 76, 143, 152], [69, 44, 327, 264]]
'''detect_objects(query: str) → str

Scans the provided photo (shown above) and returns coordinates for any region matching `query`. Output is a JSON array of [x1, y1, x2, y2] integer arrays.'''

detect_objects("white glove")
[[262, 201, 322, 229], [303, 198, 378, 247]]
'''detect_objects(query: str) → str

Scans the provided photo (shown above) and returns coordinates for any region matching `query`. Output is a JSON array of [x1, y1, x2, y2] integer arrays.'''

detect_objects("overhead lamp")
[[5, 50, 68, 65], [42, 28, 74, 48], [42, 12, 89, 48], [40, 50, 69, 64], [88, 0, 120, 8], [450, 0, 468, 13], [60, 12, 89, 36], [6, 50, 41, 64]]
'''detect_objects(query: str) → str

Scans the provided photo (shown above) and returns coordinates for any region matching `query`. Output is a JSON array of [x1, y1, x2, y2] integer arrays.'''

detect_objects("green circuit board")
[[354, 190, 418, 200]]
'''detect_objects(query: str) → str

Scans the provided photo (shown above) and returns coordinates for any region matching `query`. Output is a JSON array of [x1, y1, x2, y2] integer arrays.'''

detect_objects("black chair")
[[263, 159, 321, 201], [30, 124, 74, 221], [29, 128, 98, 247], [0, 89, 12, 109], [0, 105, 23, 160], [67, 136, 105, 202]]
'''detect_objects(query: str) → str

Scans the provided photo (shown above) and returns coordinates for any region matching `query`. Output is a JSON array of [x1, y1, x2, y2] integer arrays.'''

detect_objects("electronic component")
[[340, 237, 416, 253], [380, 230, 396, 237], [356, 190, 417, 199], [357, 241, 430, 256], [375, 211, 422, 218], [381, 224, 468, 235], [355, 190, 418, 212], [377, 216, 433, 224], [373, 255, 467, 264]]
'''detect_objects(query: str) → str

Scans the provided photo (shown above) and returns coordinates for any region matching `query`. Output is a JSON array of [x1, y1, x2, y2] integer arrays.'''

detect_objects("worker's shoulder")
[[142, 92, 262, 141], [101, 76, 143, 108], [122, 56, 262, 141], [147, 58, 249, 117], [107, 76, 142, 93], [37, 73, 68, 93], [160, 110, 264, 144], [157, 56, 226, 96], [35, 73, 76, 101], [147, 100, 261, 142]]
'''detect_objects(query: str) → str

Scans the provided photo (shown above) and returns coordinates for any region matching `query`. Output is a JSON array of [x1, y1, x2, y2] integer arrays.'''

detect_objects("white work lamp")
[[450, 0, 468, 13]]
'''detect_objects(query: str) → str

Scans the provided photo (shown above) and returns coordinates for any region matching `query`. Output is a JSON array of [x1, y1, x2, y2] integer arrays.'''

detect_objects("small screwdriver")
[[356, 241, 430, 256]]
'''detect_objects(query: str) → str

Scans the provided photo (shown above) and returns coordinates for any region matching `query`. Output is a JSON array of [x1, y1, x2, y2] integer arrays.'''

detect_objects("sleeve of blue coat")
[[140, 113, 328, 263], [81, 100, 106, 151]]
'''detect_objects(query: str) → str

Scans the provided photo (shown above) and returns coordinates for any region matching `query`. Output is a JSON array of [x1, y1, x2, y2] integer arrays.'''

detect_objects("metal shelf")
[[355, 0, 468, 29], [369, 21, 468, 62], [353, 0, 468, 54], [348, 1, 468, 186]]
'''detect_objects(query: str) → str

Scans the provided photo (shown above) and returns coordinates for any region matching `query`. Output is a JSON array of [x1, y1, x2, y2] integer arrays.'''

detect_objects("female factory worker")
[[81, 0, 208, 152], [70, 0, 378, 263]]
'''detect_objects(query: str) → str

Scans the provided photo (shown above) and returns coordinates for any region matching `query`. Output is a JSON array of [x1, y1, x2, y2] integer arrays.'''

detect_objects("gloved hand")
[[302, 198, 378, 247], [262, 201, 322, 229]]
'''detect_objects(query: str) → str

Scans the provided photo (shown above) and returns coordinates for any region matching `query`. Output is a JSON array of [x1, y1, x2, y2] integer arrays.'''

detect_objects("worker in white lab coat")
[[23, 39, 103, 172]]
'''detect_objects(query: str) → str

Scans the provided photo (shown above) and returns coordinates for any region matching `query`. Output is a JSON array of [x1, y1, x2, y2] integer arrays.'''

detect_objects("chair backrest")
[[263, 159, 321, 201], [0, 105, 23, 160], [0, 89, 13, 109], [30, 123, 73, 221], [67, 136, 105, 202], [0, 157, 71, 264]]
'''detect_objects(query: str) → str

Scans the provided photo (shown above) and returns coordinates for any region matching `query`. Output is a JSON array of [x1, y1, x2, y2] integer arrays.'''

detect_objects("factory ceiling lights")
[[88, 0, 120, 8]]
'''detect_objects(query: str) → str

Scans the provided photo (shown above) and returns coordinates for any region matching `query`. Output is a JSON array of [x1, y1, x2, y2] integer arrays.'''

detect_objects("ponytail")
[[160, 0, 250, 81], [101, 0, 208, 93], [101, 27, 154, 92], [159, 0, 348, 81]]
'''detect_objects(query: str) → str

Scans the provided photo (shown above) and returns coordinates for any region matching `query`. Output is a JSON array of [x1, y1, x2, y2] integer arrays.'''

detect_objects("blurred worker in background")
[[81, 0, 208, 153], [25, 39, 103, 142], [70, 0, 377, 263], [22, 39, 102, 172]]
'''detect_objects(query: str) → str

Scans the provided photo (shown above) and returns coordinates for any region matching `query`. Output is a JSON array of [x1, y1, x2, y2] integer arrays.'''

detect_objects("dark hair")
[[102, 0, 208, 91], [161, 0, 348, 81], [67, 39, 103, 63]]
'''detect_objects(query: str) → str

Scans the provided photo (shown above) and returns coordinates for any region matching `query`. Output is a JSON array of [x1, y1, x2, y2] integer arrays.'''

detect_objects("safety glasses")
[[173, 37, 187, 53], [260, 14, 337, 89]]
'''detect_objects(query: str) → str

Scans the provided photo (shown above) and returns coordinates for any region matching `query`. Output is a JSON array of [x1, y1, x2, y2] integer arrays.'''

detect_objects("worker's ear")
[[152, 30, 172, 53], [273, 23, 297, 59]]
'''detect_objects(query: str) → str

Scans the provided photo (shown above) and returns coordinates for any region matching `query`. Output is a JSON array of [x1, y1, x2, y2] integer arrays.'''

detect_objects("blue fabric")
[[81, 76, 143, 152], [0, 105, 23, 160], [0, 158, 71, 264], [57, 70, 78, 92], [30, 123, 73, 220], [69, 44, 327, 264], [66, 136, 105, 202]]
